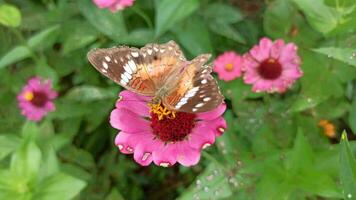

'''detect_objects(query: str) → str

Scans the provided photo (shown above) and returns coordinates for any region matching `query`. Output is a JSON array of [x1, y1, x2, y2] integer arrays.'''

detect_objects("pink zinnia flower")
[[243, 37, 303, 93], [17, 77, 57, 121], [93, 0, 135, 12], [110, 90, 227, 167], [213, 51, 243, 81]]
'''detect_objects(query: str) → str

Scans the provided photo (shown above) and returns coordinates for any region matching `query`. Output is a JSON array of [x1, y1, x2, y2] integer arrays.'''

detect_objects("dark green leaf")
[[78, 0, 127, 41], [292, 0, 340, 34], [178, 163, 232, 200], [203, 3, 243, 24], [313, 47, 356, 68], [0, 134, 21, 160], [173, 17, 213, 56], [65, 86, 118, 102], [155, 0, 199, 37], [339, 132, 356, 199], [0, 25, 60, 68]]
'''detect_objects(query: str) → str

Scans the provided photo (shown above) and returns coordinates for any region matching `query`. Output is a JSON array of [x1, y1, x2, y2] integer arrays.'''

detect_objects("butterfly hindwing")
[[87, 41, 186, 96], [163, 55, 224, 113]]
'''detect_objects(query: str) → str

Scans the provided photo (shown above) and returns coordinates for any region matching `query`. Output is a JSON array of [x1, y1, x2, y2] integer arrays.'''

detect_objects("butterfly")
[[87, 41, 224, 113]]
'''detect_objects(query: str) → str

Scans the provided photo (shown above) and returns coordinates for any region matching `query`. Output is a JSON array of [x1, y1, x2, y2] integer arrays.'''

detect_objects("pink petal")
[[152, 144, 178, 167], [279, 43, 298, 63], [110, 108, 151, 133], [115, 131, 151, 154], [133, 136, 163, 166], [93, 0, 117, 8], [270, 39, 285, 59], [115, 90, 150, 117], [188, 124, 216, 150], [249, 38, 273, 62], [176, 142, 201, 167], [204, 117, 227, 136], [196, 103, 226, 120]]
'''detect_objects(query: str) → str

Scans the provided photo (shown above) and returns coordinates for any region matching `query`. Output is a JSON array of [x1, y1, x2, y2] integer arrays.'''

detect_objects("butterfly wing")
[[162, 55, 224, 113], [87, 41, 186, 96]]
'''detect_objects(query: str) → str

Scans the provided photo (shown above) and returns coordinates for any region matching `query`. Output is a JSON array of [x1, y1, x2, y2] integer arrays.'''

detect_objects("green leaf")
[[105, 188, 124, 200], [339, 132, 356, 199], [21, 121, 39, 139], [77, 0, 127, 41], [349, 97, 356, 134], [0, 46, 31, 69], [0, 4, 21, 27], [65, 86, 118, 102], [290, 51, 343, 112], [33, 173, 86, 200], [313, 47, 356, 68], [0, 25, 60, 68], [264, 0, 294, 38], [292, 0, 340, 34], [10, 138, 42, 184], [155, 0, 199, 37], [285, 128, 314, 173], [173, 17, 213, 56], [0, 170, 29, 200], [178, 163, 232, 200], [61, 21, 98, 55], [208, 22, 245, 44], [203, 3, 243, 24], [120, 29, 155, 46], [39, 147, 59, 179], [0, 134, 21, 160], [27, 25, 60, 50]]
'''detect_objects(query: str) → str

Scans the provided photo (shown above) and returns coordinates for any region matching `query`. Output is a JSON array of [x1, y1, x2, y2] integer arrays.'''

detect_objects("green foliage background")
[[0, 0, 356, 199]]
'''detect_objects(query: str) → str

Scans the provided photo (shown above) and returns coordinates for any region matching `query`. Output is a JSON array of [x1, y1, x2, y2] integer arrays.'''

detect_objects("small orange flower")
[[318, 119, 336, 138]]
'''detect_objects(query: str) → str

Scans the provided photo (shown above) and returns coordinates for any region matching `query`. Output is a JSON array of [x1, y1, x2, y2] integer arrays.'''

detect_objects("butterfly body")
[[87, 41, 224, 113]]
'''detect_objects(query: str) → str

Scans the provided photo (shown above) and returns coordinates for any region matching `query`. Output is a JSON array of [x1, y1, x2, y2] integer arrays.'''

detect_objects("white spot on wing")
[[147, 49, 153, 55], [195, 103, 204, 108], [121, 74, 129, 83], [102, 62, 108, 69], [120, 79, 127, 85], [123, 64, 132, 74], [128, 60, 137, 71], [203, 97, 211, 102], [131, 52, 139, 57], [192, 108, 198, 112], [124, 72, 132, 80], [105, 56, 111, 62], [201, 79, 207, 84]]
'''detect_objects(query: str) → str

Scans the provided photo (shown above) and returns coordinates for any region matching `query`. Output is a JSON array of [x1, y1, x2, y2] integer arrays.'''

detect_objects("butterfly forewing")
[[163, 56, 224, 113], [87, 41, 186, 96]]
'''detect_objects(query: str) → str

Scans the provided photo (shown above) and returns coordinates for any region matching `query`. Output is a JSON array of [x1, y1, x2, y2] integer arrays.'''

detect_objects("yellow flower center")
[[24, 91, 34, 101], [148, 103, 176, 120], [225, 63, 234, 72]]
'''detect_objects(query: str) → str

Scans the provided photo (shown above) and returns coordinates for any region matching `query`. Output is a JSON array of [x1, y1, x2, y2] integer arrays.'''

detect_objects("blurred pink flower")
[[243, 37, 303, 93], [110, 90, 227, 167], [213, 51, 243, 81], [17, 77, 57, 122], [93, 0, 135, 12]]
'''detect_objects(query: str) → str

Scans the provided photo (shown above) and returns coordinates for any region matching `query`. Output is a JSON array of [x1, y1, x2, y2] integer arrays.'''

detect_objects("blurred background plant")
[[0, 0, 355, 199]]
